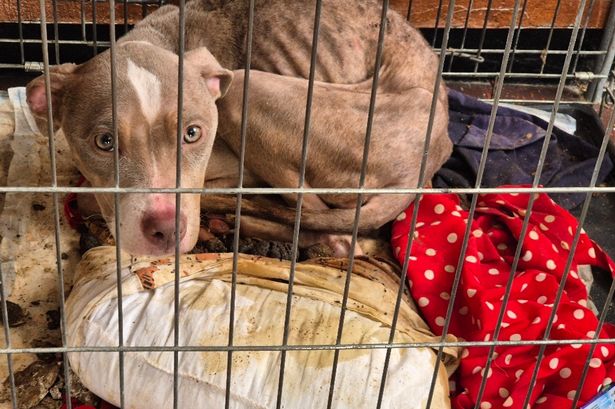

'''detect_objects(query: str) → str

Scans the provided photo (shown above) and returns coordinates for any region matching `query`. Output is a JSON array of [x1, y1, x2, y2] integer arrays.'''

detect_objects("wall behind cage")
[[1, 0, 614, 99]]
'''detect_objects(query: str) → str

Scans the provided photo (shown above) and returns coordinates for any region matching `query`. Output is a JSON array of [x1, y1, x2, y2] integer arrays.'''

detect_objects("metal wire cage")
[[1, 0, 615, 409]]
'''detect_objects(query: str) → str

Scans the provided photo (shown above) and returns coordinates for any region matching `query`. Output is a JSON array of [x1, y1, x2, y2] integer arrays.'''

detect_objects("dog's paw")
[[221, 236, 295, 260], [190, 236, 228, 254], [299, 243, 334, 260]]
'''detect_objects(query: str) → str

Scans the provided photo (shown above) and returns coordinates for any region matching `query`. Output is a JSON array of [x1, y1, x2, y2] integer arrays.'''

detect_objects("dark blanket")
[[433, 89, 614, 209]]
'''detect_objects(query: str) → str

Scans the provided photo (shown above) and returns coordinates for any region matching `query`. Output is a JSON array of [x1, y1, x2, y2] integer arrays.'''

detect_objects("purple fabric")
[[434, 89, 614, 209]]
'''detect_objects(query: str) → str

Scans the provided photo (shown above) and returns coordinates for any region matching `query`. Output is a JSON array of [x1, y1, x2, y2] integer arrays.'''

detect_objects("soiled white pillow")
[[66, 247, 458, 409]]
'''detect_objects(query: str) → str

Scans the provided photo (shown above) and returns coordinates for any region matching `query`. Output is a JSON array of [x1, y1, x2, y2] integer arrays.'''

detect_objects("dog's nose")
[[141, 209, 187, 250]]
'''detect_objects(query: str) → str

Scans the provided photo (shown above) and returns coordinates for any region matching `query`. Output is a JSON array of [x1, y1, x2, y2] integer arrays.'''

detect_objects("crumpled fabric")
[[391, 188, 615, 409], [434, 89, 614, 210]]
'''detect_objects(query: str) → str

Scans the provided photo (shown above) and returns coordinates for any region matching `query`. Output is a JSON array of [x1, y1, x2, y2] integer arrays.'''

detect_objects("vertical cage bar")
[[124, 0, 129, 34], [424, 1, 522, 408], [571, 301, 615, 407], [507, 0, 528, 72], [472, 0, 493, 73], [431, 0, 444, 47], [274, 1, 324, 407], [569, 95, 615, 409], [375, 1, 459, 408], [447, 0, 474, 71], [15, 0, 24, 65], [80, 0, 87, 41], [588, 0, 615, 101], [108, 0, 126, 407], [504, 1, 588, 406], [598, 85, 608, 117], [51, 0, 60, 64], [0, 263, 18, 409], [91, 0, 98, 55], [38, 0, 73, 407], [173, 1, 186, 408], [224, 0, 255, 407], [326, 0, 387, 407], [539, 0, 563, 74], [570, 0, 596, 75], [470, 3, 584, 403], [405, 0, 413, 21]]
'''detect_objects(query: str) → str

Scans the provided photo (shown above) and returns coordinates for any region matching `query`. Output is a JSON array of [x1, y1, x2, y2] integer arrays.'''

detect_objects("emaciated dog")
[[26, 0, 452, 256]]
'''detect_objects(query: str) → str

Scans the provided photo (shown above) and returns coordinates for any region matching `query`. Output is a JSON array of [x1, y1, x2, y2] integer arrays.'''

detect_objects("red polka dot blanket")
[[391, 189, 615, 409]]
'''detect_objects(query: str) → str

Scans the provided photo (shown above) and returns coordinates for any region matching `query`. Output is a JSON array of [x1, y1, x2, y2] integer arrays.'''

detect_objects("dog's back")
[[204, 0, 452, 233]]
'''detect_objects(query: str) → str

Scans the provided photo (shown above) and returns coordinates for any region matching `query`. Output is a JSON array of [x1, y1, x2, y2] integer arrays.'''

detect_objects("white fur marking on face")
[[127, 59, 161, 124]]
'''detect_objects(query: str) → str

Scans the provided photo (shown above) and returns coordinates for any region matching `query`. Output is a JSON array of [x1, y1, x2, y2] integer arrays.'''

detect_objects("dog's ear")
[[26, 63, 77, 124], [185, 47, 234, 99]]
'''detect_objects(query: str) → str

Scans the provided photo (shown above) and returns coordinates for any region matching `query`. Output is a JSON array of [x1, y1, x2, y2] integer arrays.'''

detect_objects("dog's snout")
[[141, 208, 187, 250]]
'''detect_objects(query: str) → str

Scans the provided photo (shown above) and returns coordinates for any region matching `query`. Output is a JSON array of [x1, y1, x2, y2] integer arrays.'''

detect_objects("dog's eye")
[[95, 133, 115, 151], [184, 125, 202, 144]]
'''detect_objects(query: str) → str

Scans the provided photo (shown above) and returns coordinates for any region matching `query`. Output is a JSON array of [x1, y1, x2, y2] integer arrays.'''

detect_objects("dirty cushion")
[[66, 248, 458, 409]]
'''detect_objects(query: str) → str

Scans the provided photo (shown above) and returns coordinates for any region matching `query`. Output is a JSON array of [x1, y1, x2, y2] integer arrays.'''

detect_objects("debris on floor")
[[75, 208, 328, 262], [0, 359, 101, 409], [0, 361, 60, 409], [5, 301, 27, 328], [0, 87, 82, 409]]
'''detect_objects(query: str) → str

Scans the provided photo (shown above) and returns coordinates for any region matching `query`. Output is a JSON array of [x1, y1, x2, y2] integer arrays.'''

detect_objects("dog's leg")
[[203, 132, 363, 255], [237, 215, 359, 257], [201, 193, 362, 256], [215, 69, 451, 235], [272, 184, 365, 257]]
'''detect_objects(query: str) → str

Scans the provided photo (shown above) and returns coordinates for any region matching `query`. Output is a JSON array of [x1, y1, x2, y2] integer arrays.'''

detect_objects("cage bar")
[[446, 0, 474, 71], [0, 0, 614, 408], [37, 0, 74, 407], [539, 0, 563, 74], [107, 0, 127, 407], [172, 1, 186, 407], [274, 0, 325, 405], [224, 0, 255, 407], [15, 0, 24, 64], [422, 1, 523, 407], [91, 0, 98, 55], [571, 0, 598, 76], [0, 263, 18, 409], [1, 336, 613, 355], [51, 0, 60, 64], [326, 0, 387, 406]]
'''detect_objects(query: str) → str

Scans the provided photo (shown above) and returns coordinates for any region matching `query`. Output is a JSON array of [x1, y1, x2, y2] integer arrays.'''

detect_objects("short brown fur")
[[26, 0, 452, 256]]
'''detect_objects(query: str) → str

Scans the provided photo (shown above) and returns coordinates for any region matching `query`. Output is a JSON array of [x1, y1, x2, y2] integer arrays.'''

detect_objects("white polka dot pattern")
[[389, 192, 615, 409]]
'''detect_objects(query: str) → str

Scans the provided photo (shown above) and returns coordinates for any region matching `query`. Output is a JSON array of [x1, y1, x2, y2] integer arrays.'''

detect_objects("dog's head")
[[26, 42, 233, 255]]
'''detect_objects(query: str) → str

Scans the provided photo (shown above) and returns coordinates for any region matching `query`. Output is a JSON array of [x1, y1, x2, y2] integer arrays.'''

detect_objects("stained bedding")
[[1, 86, 614, 409], [392, 190, 615, 409]]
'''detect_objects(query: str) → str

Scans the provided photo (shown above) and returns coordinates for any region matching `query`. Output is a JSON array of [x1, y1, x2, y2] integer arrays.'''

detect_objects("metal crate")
[[1, 0, 615, 408]]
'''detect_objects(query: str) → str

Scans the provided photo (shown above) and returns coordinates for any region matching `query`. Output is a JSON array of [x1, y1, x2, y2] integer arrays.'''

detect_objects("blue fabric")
[[433, 89, 614, 209]]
